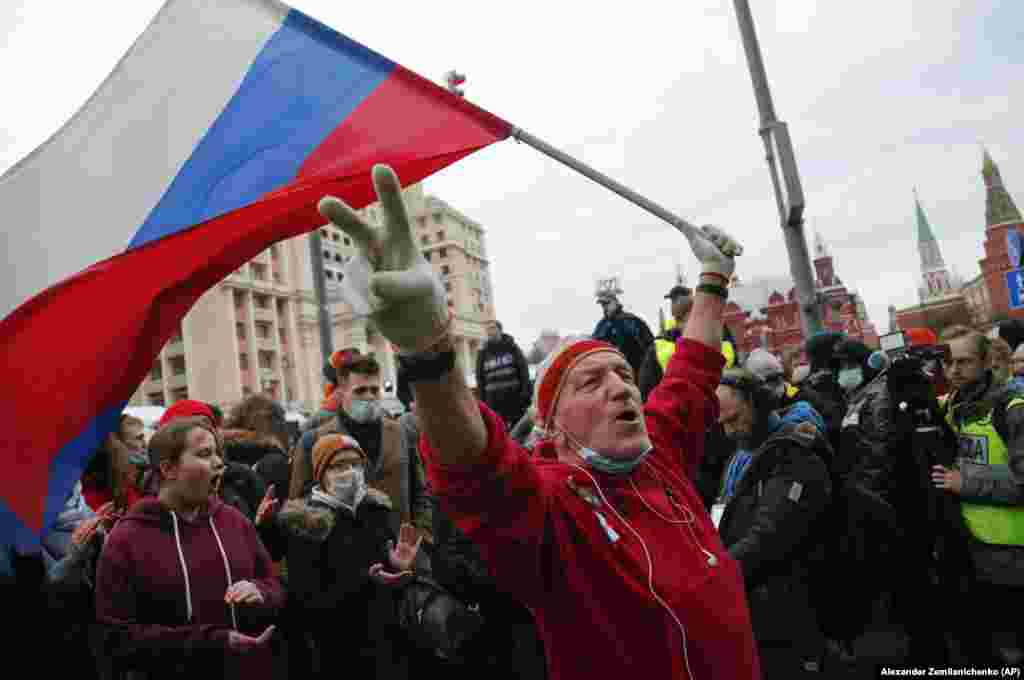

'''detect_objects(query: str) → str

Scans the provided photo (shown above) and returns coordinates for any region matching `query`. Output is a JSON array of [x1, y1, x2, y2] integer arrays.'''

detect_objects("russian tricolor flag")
[[0, 0, 510, 544]]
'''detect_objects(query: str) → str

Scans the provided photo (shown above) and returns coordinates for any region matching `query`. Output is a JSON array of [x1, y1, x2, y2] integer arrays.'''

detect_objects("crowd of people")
[[3, 164, 1023, 679]]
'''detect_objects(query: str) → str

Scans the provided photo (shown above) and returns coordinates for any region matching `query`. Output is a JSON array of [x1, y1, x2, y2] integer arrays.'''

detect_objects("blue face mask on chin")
[[579, 443, 654, 475]]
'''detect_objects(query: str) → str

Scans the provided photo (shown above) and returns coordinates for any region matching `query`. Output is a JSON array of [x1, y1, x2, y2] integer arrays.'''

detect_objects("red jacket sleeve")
[[420, 402, 551, 603], [94, 531, 230, 657], [643, 338, 725, 480]]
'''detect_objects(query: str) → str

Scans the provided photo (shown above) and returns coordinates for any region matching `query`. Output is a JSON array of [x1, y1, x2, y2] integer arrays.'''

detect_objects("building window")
[[270, 245, 280, 260], [242, 386, 253, 396], [254, 294, 269, 309], [239, 353, 249, 370], [258, 351, 274, 370], [439, 248, 447, 258], [236, 322, 246, 341], [441, 265, 450, 275], [251, 263, 267, 280], [279, 328, 288, 345], [148, 393, 165, 406], [421, 235, 429, 245], [437, 230, 445, 242], [255, 321, 271, 339], [149, 363, 162, 381], [234, 291, 245, 309], [445, 282, 452, 292], [169, 357, 186, 375]]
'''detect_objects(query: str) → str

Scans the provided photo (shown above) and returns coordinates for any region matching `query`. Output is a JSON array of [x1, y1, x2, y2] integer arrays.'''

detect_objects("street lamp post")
[[308, 229, 334, 361], [733, 0, 823, 336]]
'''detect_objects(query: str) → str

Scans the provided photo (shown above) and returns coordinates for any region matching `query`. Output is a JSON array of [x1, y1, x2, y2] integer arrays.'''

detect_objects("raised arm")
[[319, 166, 487, 467], [644, 226, 741, 476]]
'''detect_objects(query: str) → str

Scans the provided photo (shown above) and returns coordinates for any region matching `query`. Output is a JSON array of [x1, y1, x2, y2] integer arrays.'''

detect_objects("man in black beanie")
[[802, 331, 847, 451]]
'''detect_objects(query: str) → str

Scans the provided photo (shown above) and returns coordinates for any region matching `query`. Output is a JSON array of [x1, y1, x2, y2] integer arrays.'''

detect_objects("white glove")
[[684, 224, 743, 279], [318, 166, 450, 353]]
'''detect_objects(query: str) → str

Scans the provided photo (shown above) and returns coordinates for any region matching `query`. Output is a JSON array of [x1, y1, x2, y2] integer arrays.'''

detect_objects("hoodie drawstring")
[[169, 511, 238, 631], [170, 512, 193, 624], [209, 516, 238, 631]]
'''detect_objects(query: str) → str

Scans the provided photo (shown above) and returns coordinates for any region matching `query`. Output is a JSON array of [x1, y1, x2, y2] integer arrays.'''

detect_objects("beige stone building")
[[129, 184, 495, 412]]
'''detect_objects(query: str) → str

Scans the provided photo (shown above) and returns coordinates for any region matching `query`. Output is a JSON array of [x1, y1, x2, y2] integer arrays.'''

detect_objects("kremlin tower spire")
[[915, 189, 953, 299], [983, 147, 1022, 228]]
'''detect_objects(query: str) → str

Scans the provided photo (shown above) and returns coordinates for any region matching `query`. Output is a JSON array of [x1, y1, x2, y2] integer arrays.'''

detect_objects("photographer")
[[832, 334, 952, 665], [935, 325, 1024, 666]]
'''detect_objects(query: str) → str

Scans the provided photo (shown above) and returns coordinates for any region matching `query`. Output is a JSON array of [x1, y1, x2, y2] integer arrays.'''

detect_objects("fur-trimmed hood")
[[276, 489, 392, 543], [222, 428, 286, 467]]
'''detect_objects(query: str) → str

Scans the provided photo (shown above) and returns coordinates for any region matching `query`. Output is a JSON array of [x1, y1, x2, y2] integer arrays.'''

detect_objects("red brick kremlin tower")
[[979, 149, 1024, 320], [722, 230, 879, 356]]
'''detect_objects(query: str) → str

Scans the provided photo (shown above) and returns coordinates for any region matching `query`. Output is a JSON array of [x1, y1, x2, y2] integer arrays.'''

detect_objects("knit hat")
[[833, 339, 872, 367], [158, 400, 215, 428], [745, 348, 785, 381], [533, 336, 622, 430], [312, 434, 366, 487], [805, 331, 846, 370], [903, 327, 938, 348]]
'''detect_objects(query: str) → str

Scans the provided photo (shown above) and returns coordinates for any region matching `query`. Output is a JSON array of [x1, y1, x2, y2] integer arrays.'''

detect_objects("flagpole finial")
[[444, 70, 466, 97]]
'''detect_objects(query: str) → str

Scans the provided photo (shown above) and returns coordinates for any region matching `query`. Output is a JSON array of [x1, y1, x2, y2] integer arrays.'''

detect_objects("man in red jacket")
[[317, 165, 760, 680]]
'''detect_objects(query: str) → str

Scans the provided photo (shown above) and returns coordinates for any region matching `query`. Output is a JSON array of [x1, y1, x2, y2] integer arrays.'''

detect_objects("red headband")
[[536, 339, 620, 429]]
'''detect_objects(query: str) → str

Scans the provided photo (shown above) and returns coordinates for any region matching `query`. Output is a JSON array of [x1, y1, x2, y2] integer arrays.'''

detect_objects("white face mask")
[[332, 467, 367, 509]]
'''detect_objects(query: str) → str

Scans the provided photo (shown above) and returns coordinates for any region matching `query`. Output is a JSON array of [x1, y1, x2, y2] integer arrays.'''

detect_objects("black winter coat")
[[475, 334, 531, 415], [592, 310, 655, 377], [718, 423, 832, 650], [279, 491, 407, 676]]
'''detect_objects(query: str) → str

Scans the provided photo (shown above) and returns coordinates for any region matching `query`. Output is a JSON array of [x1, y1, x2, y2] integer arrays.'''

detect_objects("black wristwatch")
[[397, 348, 457, 383]]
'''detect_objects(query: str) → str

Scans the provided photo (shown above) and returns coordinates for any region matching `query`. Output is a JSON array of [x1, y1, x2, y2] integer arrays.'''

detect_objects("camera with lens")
[[879, 331, 950, 436]]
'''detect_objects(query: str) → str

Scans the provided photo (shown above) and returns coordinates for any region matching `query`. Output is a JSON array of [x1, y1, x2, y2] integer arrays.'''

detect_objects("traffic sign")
[[1006, 269, 1024, 310]]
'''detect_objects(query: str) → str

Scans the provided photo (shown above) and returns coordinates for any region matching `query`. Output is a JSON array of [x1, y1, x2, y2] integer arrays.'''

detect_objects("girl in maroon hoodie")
[[94, 417, 284, 680]]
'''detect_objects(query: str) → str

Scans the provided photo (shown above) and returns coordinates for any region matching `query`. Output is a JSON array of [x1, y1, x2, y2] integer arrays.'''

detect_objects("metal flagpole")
[[509, 127, 707, 246], [446, 74, 712, 273], [732, 0, 823, 335]]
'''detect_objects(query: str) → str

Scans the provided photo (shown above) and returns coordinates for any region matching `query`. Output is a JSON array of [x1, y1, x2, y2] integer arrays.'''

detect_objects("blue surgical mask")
[[838, 367, 863, 391], [347, 399, 381, 424], [559, 425, 653, 475], [579, 443, 654, 475]]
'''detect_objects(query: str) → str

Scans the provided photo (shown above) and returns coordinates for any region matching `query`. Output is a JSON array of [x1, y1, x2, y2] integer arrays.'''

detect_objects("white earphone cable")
[[571, 464, 697, 680]]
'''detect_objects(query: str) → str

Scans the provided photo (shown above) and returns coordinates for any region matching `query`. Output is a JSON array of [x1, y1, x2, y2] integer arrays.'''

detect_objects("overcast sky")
[[2, 0, 1021, 347]]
